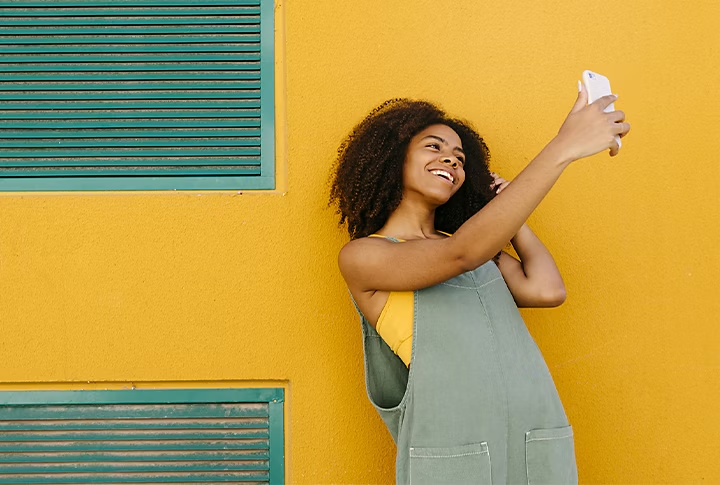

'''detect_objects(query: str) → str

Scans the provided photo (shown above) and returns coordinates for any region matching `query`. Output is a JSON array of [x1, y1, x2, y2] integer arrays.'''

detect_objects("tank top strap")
[[368, 234, 405, 243]]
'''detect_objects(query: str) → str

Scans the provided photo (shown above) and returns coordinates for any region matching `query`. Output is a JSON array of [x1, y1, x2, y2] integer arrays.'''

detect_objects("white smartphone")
[[582, 70, 621, 149]]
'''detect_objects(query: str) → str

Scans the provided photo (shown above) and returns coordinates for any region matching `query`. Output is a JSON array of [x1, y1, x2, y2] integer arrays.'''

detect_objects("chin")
[[424, 189, 454, 206]]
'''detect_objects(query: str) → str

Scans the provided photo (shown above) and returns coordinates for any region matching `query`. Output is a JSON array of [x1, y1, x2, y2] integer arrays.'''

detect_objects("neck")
[[378, 197, 441, 240]]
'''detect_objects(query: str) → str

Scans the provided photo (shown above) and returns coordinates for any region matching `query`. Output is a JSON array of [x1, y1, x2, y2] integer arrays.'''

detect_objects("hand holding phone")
[[582, 70, 622, 149]]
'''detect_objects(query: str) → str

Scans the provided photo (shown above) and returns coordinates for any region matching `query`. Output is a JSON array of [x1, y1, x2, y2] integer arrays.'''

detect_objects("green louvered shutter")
[[0, 388, 285, 484], [0, 0, 274, 191]]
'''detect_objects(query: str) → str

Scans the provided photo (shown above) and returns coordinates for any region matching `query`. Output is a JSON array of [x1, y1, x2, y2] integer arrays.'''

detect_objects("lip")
[[427, 166, 457, 185]]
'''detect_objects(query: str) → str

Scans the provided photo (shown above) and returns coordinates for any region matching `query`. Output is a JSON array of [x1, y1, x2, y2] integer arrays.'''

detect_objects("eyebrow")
[[422, 135, 465, 154]]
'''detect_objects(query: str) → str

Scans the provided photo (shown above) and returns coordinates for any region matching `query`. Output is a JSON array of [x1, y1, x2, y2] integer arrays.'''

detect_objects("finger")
[[570, 80, 588, 114], [593, 94, 618, 112], [609, 138, 621, 157], [612, 121, 631, 136], [497, 181, 511, 194], [607, 110, 625, 123]]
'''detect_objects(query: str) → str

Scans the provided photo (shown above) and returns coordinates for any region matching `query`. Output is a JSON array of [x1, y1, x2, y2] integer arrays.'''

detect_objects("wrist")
[[543, 136, 576, 168]]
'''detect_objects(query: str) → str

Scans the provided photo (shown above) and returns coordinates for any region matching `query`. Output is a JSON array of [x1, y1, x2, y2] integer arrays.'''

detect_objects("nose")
[[442, 157, 458, 169]]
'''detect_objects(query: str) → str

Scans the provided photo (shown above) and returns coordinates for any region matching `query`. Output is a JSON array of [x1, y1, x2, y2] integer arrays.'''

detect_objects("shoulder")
[[338, 237, 393, 270]]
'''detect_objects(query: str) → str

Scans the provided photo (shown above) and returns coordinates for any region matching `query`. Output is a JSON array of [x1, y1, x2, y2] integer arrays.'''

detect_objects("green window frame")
[[0, 388, 285, 484], [0, 0, 275, 191]]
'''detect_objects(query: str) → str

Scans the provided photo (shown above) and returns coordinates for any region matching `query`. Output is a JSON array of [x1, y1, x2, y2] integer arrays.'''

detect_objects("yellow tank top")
[[367, 232, 452, 367]]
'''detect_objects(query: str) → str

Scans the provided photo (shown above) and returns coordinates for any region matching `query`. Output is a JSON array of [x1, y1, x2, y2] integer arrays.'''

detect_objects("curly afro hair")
[[329, 98, 497, 239]]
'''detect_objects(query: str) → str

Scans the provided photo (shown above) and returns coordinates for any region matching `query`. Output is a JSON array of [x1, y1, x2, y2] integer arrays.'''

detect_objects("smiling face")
[[402, 124, 466, 206]]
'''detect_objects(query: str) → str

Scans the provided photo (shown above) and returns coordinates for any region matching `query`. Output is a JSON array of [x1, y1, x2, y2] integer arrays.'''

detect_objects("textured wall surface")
[[1, 1, 719, 483]]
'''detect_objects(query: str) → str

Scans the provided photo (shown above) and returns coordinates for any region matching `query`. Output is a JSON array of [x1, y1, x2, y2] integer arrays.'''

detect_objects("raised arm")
[[339, 89, 629, 294]]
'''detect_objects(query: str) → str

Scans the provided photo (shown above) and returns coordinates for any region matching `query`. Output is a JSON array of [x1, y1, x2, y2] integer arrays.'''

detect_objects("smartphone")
[[582, 70, 621, 149]]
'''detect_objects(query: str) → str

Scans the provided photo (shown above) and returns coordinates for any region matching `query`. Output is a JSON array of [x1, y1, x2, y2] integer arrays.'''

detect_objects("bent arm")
[[339, 91, 627, 294], [339, 143, 571, 293], [497, 224, 566, 307]]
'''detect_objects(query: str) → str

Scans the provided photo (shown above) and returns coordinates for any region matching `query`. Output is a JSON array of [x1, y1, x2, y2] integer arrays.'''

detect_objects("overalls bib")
[[357, 251, 578, 484]]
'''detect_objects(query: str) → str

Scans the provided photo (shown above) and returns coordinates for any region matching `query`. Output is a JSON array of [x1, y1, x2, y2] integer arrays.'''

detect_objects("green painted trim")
[[0, 388, 283, 406], [268, 398, 285, 485], [0, 176, 275, 190], [259, 0, 276, 189]]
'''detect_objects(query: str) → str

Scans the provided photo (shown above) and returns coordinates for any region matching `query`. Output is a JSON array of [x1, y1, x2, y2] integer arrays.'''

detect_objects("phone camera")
[[588, 73, 594, 79]]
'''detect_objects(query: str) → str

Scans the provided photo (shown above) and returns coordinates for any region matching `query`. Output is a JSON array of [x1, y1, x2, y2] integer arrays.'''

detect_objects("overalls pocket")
[[409, 442, 492, 485], [525, 425, 578, 485]]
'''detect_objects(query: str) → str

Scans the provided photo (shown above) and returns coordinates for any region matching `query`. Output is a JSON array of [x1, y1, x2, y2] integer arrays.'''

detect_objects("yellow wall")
[[1, 0, 719, 483]]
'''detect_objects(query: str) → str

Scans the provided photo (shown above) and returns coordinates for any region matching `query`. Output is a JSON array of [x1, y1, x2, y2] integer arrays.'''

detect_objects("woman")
[[329, 87, 630, 484]]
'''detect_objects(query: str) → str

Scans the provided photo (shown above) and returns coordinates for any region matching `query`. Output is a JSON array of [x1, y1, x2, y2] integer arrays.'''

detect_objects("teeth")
[[430, 169, 454, 183]]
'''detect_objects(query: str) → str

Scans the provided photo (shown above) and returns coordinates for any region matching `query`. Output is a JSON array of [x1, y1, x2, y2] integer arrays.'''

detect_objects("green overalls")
[[356, 246, 578, 484]]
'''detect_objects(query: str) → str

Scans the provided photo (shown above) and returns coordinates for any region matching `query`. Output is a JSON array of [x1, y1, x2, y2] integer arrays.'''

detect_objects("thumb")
[[570, 80, 588, 113]]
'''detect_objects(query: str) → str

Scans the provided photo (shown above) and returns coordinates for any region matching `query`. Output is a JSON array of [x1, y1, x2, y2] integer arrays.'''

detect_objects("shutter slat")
[[0, 15, 261, 26], [1, 101, 260, 109], [0, 130, 260, 139], [0, 418, 268, 431], [0, 430, 269, 441], [0, 439, 269, 453], [0, 471, 269, 484], [0, 403, 268, 421], [0, 82, 261, 91], [0, 120, 259, 129], [2, 92, 260, 100], [0, 8, 258, 17], [1, 25, 259, 35], [0, 139, 260, 148], [0, 450, 269, 463], [0, 35, 259, 45], [0, 460, 270, 474], [3, 54, 260, 63], [2, 61, 261, 70], [0, 44, 260, 54], [0, 72, 259, 81], [0, 110, 260, 119], [0, 0, 261, 6], [0, 148, 260, 158]]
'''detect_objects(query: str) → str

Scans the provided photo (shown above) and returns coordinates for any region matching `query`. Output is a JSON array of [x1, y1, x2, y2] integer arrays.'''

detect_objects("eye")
[[427, 143, 440, 150], [456, 157, 465, 166]]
